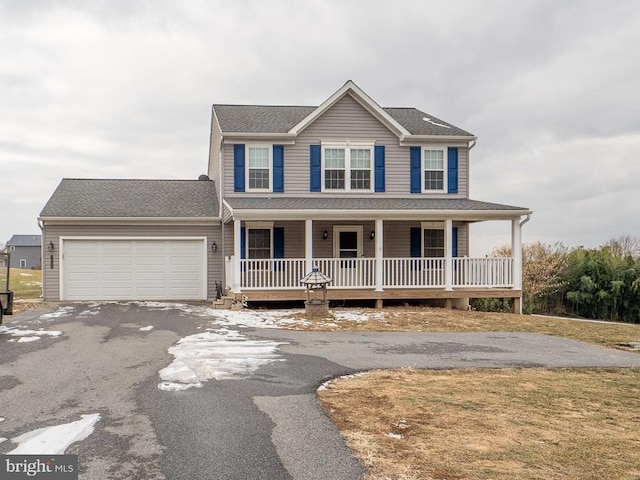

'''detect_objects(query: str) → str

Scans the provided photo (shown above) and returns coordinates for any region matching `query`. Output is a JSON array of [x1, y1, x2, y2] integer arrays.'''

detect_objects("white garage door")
[[62, 239, 206, 301]]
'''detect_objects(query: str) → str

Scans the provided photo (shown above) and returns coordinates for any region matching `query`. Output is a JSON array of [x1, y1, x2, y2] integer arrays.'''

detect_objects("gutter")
[[519, 213, 532, 227]]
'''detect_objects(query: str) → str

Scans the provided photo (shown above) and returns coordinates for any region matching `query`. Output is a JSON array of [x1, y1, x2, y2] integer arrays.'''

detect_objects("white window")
[[423, 147, 446, 192], [322, 144, 373, 191], [247, 145, 271, 191], [9, 246, 15, 252], [246, 222, 274, 259], [423, 229, 444, 257], [19, 259, 27, 268]]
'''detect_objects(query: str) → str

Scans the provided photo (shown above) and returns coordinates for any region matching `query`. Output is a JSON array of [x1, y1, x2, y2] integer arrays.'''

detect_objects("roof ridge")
[[213, 104, 316, 108], [61, 178, 209, 182]]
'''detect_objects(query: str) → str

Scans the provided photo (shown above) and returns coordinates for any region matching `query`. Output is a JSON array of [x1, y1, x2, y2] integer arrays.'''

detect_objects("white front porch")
[[230, 256, 515, 290]]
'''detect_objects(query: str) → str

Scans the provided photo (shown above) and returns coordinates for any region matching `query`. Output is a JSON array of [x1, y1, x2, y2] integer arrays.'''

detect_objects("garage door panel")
[[62, 239, 205, 300]]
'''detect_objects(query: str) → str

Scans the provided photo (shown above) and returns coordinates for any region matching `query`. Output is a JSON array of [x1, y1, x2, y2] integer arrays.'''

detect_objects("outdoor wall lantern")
[[323, 230, 329, 240], [47, 241, 55, 251], [211, 242, 217, 251], [370, 230, 375, 240]]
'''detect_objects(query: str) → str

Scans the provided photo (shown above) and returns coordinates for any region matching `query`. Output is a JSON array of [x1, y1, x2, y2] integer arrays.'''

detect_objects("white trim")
[[245, 225, 274, 260], [59, 236, 208, 301], [333, 225, 363, 258], [246, 144, 273, 192], [289, 80, 410, 137], [229, 208, 531, 222], [422, 146, 447, 193], [38, 217, 220, 225], [321, 142, 374, 193], [400, 134, 477, 144]]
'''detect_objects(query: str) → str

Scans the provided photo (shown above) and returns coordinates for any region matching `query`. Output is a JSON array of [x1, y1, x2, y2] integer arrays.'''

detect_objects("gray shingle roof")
[[383, 108, 473, 136], [6, 234, 41, 246], [40, 179, 219, 218], [213, 104, 474, 137], [225, 197, 528, 212], [214, 105, 315, 133]]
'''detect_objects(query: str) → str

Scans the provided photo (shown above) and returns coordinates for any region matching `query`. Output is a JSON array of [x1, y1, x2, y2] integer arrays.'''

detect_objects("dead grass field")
[[293, 306, 640, 351], [318, 367, 640, 480]]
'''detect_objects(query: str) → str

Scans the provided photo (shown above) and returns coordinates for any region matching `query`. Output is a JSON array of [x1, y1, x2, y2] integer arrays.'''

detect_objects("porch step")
[[213, 296, 234, 310]]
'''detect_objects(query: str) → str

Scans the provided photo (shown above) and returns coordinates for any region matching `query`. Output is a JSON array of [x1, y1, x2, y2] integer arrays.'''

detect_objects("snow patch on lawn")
[[7, 413, 100, 454], [318, 372, 371, 391], [1, 326, 62, 342], [139, 325, 154, 331], [386, 432, 403, 440], [158, 328, 286, 391], [212, 308, 307, 329]]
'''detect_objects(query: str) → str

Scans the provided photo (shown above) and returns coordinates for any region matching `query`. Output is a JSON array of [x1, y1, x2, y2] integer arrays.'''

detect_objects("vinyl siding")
[[43, 224, 222, 301], [221, 220, 467, 259], [222, 94, 469, 198], [209, 112, 223, 200]]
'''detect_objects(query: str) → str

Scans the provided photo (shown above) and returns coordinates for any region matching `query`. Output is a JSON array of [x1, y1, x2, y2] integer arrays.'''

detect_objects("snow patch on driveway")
[[158, 328, 286, 391], [1, 326, 62, 343], [7, 413, 100, 454]]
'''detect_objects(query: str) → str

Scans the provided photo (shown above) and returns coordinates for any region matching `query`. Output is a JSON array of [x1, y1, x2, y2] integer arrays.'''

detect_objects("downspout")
[[37, 219, 44, 299], [519, 213, 531, 227], [468, 139, 477, 150]]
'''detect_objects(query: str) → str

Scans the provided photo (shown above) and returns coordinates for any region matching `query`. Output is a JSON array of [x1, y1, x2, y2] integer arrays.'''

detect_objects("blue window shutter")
[[273, 145, 284, 192], [240, 227, 246, 259], [447, 147, 458, 194], [310, 145, 321, 192], [410, 147, 421, 193], [374, 145, 385, 192], [234, 144, 245, 192], [274, 227, 285, 258], [410, 227, 421, 257], [452, 227, 458, 257]]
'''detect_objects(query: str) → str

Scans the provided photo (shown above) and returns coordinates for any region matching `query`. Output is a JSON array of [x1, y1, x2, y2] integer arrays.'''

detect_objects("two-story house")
[[5, 234, 42, 269], [39, 81, 531, 312]]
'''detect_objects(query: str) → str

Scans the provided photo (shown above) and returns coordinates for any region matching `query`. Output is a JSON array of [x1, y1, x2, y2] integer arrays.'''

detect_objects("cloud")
[[0, 0, 638, 252]]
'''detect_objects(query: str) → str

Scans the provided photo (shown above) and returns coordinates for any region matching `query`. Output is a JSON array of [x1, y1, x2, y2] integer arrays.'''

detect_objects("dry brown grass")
[[290, 307, 640, 350], [318, 367, 640, 480]]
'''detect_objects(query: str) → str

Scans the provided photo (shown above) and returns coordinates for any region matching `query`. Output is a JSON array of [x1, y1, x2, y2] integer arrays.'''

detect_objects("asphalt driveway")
[[1, 302, 639, 479]]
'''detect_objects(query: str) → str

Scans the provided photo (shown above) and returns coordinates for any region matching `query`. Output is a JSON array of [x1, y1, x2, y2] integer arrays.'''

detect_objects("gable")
[[298, 94, 401, 141]]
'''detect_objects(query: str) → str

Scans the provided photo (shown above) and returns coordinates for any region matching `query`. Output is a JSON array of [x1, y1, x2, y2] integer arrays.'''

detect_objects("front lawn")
[[7, 268, 42, 300], [319, 367, 640, 480]]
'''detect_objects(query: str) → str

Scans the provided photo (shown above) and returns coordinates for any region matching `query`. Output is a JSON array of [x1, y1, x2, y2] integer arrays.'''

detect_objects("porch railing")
[[453, 257, 513, 287], [384, 258, 445, 288], [238, 257, 514, 290]]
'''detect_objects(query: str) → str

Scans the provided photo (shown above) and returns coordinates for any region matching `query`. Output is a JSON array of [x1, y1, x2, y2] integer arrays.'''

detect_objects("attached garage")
[[61, 238, 207, 301], [39, 179, 222, 302]]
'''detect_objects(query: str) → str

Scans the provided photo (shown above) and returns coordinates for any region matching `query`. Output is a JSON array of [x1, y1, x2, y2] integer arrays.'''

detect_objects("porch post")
[[305, 219, 313, 272], [375, 219, 383, 292], [512, 218, 523, 314], [233, 218, 242, 294], [444, 219, 453, 291]]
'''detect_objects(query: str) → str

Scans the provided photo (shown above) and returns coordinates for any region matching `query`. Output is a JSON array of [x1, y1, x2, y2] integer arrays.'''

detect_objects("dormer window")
[[322, 143, 373, 192]]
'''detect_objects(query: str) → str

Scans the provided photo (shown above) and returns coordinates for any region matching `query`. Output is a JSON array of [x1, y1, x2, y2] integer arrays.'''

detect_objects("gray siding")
[[8, 246, 41, 269], [43, 223, 222, 301], [209, 112, 223, 201], [222, 220, 468, 259], [222, 94, 469, 198]]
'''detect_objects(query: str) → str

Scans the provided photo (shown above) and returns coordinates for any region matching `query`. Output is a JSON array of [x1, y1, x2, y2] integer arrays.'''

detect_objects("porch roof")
[[224, 197, 531, 221]]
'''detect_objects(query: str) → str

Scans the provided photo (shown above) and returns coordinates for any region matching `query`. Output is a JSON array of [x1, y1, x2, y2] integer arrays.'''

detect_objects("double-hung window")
[[423, 147, 446, 192], [323, 144, 373, 191], [247, 146, 271, 191], [423, 229, 445, 258]]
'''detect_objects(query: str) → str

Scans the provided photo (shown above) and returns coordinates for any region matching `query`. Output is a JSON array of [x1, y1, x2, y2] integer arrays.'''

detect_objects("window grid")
[[248, 147, 270, 190], [323, 146, 372, 191], [424, 149, 444, 191], [423, 229, 445, 258], [248, 229, 271, 259]]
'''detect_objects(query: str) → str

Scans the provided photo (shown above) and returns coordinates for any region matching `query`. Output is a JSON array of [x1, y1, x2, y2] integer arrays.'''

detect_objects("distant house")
[[6, 235, 42, 269], [39, 81, 531, 311]]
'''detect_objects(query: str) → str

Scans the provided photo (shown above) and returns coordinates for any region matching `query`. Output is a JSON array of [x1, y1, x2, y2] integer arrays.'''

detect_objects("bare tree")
[[605, 235, 640, 259]]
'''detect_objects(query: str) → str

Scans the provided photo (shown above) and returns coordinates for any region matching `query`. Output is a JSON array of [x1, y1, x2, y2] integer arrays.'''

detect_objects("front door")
[[332, 226, 363, 287]]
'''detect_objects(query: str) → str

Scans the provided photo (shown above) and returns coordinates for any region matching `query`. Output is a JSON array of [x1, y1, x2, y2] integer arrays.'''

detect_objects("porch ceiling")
[[223, 197, 531, 221]]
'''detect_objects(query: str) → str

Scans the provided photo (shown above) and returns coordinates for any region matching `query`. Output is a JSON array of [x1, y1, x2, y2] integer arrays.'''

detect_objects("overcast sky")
[[1, 0, 638, 255]]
